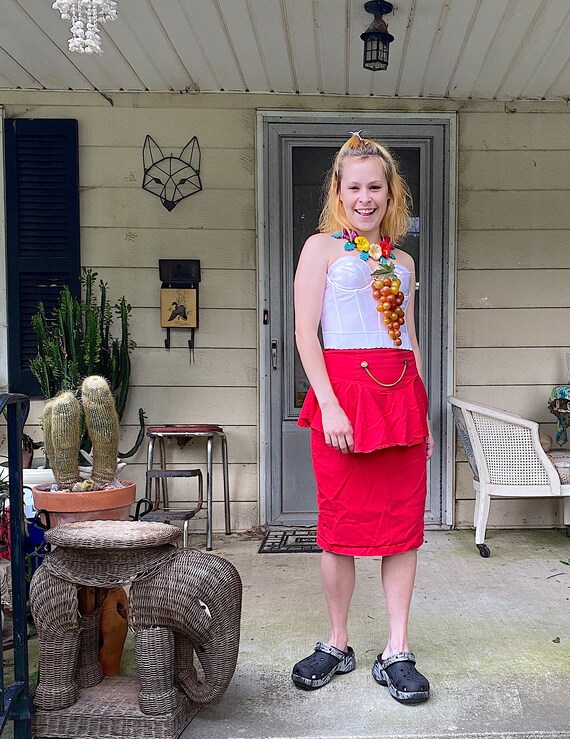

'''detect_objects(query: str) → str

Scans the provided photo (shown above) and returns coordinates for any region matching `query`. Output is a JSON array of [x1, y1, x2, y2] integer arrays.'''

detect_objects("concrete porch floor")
[[180, 528, 570, 739]]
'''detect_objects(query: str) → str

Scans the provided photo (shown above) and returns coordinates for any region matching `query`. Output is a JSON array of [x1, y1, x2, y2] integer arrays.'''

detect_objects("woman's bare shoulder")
[[303, 232, 336, 249], [393, 247, 415, 272], [300, 232, 337, 262]]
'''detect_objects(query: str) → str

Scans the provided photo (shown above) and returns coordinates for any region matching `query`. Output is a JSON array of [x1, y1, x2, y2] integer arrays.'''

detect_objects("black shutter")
[[5, 119, 80, 397]]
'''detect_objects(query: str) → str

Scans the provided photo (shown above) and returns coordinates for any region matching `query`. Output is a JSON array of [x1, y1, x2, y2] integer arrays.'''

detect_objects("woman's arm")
[[400, 254, 434, 460], [294, 234, 354, 454]]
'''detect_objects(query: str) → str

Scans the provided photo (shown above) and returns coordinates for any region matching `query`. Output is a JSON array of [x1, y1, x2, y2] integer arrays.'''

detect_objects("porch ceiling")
[[2, 0, 570, 101]]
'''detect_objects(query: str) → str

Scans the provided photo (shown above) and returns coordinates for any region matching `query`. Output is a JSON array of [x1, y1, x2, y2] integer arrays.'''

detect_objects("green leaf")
[[371, 262, 396, 280]]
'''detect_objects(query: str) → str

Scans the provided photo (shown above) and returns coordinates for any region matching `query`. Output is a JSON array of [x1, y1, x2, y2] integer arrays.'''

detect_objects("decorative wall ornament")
[[159, 260, 201, 362], [142, 136, 202, 211], [52, 0, 118, 54]]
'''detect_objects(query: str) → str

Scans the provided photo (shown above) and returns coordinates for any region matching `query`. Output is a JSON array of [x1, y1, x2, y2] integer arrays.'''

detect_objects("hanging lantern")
[[52, 0, 118, 54], [361, 1, 394, 71]]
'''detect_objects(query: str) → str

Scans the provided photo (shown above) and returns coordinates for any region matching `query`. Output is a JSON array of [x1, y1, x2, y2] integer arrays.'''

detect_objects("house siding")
[[456, 110, 570, 529], [1, 91, 569, 532]]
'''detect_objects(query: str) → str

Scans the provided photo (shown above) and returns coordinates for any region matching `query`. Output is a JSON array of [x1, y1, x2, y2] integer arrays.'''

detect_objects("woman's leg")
[[373, 548, 429, 703], [320, 550, 355, 651], [291, 550, 356, 689], [380, 549, 417, 657]]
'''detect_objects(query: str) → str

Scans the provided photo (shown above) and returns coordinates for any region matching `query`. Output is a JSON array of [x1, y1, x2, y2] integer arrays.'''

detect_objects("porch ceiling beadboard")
[[3, 0, 570, 100]]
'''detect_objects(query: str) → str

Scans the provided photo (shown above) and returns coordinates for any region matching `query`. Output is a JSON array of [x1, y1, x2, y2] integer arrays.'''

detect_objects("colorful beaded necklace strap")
[[332, 227, 395, 263], [332, 229, 406, 346]]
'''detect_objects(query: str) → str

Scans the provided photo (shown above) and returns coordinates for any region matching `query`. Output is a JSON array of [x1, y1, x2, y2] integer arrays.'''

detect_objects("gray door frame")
[[257, 111, 457, 529]]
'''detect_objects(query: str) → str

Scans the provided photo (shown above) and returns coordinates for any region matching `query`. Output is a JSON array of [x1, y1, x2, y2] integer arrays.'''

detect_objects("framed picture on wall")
[[160, 288, 197, 328]]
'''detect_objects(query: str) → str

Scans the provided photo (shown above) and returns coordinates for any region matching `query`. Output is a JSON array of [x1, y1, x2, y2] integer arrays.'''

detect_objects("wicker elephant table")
[[29, 520, 242, 739]]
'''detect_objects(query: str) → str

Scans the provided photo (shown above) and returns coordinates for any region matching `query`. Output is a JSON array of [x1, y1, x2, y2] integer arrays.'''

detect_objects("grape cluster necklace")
[[332, 228, 406, 346]]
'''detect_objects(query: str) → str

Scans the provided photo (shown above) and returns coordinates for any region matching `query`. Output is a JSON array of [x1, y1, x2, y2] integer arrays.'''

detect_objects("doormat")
[[258, 528, 322, 554]]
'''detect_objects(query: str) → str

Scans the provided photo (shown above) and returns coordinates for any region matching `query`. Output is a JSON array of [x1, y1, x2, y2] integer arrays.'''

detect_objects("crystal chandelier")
[[52, 0, 118, 54]]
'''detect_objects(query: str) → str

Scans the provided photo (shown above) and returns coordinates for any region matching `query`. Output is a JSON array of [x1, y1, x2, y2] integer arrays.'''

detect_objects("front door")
[[260, 114, 454, 528]]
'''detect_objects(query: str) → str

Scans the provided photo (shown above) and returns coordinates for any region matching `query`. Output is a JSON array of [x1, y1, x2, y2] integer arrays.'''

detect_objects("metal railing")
[[0, 393, 33, 739]]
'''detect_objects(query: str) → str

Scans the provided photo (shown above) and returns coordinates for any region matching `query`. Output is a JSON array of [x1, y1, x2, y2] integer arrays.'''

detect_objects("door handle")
[[271, 339, 278, 371]]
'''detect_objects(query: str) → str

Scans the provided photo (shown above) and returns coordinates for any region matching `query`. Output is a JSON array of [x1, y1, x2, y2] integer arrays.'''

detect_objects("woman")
[[291, 132, 433, 704]]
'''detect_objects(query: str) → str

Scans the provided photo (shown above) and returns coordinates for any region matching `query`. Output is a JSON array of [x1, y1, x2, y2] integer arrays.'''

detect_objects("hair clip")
[[348, 130, 364, 141]]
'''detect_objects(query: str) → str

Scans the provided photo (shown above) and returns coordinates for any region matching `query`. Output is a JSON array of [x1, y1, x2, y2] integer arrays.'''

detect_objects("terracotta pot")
[[99, 587, 129, 676], [31, 481, 136, 528]]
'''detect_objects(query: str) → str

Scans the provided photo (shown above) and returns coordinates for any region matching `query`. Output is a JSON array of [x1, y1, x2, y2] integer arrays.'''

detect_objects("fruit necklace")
[[332, 228, 406, 346]]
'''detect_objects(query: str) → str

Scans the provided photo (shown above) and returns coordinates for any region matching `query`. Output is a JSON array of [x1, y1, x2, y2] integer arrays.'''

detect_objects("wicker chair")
[[448, 396, 570, 557]]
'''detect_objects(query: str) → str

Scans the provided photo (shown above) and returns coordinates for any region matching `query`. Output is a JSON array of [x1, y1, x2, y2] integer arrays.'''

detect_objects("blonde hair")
[[318, 134, 411, 245]]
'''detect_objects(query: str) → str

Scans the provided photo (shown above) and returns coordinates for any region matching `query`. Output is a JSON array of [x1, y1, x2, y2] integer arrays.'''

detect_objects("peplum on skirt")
[[297, 348, 429, 557]]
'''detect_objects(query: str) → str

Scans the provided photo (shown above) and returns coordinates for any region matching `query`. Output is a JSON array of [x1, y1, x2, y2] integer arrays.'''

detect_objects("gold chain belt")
[[360, 359, 408, 387]]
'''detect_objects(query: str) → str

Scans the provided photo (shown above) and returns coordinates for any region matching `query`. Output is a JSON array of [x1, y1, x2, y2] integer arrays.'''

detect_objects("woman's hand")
[[321, 403, 354, 454], [426, 429, 434, 460]]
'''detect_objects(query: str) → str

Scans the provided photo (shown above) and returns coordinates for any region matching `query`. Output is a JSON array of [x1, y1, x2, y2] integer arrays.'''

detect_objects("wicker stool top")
[[45, 520, 181, 549]]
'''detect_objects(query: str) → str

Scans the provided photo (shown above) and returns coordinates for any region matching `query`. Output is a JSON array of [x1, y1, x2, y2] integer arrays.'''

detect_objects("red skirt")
[[298, 348, 429, 557]]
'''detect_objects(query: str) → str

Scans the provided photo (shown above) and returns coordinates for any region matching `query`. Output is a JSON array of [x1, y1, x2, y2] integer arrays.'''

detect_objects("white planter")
[[1, 459, 56, 517], [1, 459, 56, 487], [1, 460, 127, 486]]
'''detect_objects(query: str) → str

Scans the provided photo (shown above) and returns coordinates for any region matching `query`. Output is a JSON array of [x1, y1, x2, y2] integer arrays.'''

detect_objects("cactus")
[[41, 397, 56, 475], [43, 376, 122, 491], [81, 376, 120, 487], [30, 268, 145, 459], [48, 392, 82, 489]]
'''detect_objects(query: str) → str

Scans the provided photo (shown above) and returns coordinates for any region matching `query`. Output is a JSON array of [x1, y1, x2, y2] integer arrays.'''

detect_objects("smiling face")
[[338, 156, 390, 241]]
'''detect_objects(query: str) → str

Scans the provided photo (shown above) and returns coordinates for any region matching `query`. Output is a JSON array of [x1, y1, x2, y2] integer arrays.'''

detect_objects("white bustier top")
[[321, 256, 413, 350]]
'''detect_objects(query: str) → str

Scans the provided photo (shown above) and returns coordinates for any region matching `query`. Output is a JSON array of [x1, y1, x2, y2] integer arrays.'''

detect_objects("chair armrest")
[[448, 396, 530, 426]]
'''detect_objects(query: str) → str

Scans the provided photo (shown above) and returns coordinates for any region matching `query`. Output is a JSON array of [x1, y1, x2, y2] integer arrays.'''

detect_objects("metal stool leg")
[[221, 435, 231, 535], [206, 436, 213, 551], [158, 437, 168, 508], [145, 437, 155, 501], [197, 468, 204, 509]]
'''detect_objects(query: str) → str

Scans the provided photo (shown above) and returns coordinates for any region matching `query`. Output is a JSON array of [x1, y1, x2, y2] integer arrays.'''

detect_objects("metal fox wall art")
[[142, 135, 202, 211]]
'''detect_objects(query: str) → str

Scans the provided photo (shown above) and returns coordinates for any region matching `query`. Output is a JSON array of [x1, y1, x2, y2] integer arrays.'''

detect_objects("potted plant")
[[29, 268, 145, 464], [32, 375, 136, 527]]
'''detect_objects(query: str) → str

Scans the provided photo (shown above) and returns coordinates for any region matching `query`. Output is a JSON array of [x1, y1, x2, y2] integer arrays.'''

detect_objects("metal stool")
[[144, 425, 231, 551], [143, 466, 203, 549]]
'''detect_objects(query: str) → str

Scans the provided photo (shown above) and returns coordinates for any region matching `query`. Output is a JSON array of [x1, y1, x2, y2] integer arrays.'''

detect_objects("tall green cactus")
[[30, 268, 145, 459]]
